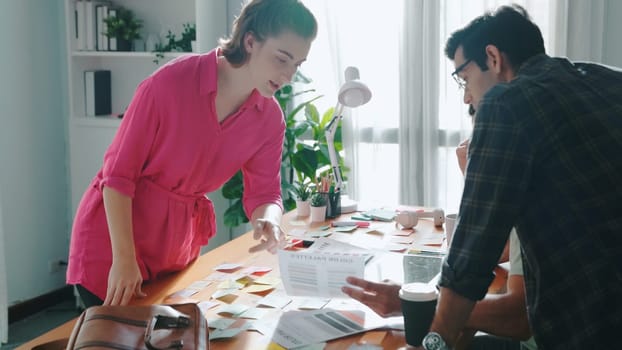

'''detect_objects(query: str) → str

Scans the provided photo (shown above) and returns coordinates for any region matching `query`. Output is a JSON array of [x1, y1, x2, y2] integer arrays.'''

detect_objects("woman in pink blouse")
[[67, 0, 317, 307]]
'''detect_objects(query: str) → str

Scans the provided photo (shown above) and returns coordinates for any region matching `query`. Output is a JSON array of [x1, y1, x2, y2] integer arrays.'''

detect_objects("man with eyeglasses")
[[422, 4, 622, 350], [343, 104, 537, 350]]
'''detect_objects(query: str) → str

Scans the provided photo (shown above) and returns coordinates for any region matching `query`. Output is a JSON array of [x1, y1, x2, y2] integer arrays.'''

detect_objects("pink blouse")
[[67, 50, 284, 299]]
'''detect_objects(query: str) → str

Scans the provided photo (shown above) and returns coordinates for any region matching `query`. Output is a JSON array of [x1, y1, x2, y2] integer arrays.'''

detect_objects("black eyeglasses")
[[451, 59, 472, 89]]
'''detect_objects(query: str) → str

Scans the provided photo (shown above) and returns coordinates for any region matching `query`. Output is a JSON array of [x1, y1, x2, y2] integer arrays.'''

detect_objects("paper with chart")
[[272, 308, 386, 349], [278, 238, 372, 298]]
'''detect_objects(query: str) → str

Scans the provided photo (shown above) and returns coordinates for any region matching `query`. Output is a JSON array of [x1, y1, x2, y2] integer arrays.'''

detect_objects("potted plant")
[[309, 192, 327, 223], [179, 23, 197, 52], [221, 72, 349, 229], [153, 22, 196, 64], [104, 7, 143, 51], [292, 180, 312, 217]]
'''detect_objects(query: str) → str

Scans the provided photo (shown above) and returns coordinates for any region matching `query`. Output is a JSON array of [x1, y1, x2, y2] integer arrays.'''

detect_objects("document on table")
[[272, 308, 386, 349], [278, 238, 372, 298]]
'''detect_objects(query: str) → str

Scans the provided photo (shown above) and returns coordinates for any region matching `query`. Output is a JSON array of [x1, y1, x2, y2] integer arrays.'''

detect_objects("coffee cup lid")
[[399, 282, 438, 301]]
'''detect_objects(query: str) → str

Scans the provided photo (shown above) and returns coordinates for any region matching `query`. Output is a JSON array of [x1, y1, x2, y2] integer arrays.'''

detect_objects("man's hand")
[[456, 138, 470, 175], [104, 257, 146, 305], [249, 218, 285, 254], [341, 276, 402, 317]]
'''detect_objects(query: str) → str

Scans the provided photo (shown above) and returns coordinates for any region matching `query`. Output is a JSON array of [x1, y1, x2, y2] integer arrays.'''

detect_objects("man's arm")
[[463, 274, 531, 339], [429, 287, 476, 346]]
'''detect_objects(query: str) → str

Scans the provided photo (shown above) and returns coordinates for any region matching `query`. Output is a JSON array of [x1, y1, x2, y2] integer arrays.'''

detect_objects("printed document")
[[272, 308, 386, 348], [278, 238, 372, 298]]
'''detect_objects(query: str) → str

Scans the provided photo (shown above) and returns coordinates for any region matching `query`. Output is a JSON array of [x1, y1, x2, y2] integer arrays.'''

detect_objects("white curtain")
[[302, 0, 403, 208], [302, 0, 606, 214], [552, 0, 605, 62], [399, 0, 441, 206]]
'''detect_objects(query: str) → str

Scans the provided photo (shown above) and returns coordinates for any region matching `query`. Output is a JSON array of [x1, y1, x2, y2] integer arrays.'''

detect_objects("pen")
[[331, 221, 371, 228]]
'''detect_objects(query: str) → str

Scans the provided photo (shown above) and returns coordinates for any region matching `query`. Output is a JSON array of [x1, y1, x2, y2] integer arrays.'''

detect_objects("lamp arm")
[[325, 103, 344, 192]]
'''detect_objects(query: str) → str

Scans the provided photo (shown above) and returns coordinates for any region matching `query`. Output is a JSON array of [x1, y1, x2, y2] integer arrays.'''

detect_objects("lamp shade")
[[338, 67, 372, 108]]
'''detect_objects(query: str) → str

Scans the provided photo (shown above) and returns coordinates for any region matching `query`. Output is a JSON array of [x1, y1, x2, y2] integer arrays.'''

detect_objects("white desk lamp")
[[325, 66, 372, 212]]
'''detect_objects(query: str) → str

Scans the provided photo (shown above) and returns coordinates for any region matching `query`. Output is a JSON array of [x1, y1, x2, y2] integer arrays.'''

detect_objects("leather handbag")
[[65, 303, 209, 349]]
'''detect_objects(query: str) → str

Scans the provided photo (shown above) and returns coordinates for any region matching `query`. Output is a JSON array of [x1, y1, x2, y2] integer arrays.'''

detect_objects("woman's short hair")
[[219, 0, 318, 66]]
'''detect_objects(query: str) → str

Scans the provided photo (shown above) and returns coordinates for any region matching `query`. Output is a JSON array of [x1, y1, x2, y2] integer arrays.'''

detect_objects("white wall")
[[0, 1, 70, 305], [0, 195, 8, 342], [603, 0, 622, 67], [0, 0, 245, 307]]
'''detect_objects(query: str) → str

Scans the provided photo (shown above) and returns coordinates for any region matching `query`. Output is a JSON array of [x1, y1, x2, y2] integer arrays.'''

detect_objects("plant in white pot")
[[309, 192, 327, 223], [103, 7, 143, 51], [292, 180, 312, 217]]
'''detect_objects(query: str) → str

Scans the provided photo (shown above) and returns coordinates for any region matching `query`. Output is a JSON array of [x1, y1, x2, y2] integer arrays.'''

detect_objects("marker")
[[331, 221, 371, 228]]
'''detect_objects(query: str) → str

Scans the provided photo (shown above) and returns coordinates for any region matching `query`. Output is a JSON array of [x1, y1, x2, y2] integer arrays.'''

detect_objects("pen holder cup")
[[321, 191, 341, 219]]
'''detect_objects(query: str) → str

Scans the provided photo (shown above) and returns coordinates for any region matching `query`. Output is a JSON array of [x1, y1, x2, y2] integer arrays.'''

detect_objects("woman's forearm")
[[102, 186, 136, 263]]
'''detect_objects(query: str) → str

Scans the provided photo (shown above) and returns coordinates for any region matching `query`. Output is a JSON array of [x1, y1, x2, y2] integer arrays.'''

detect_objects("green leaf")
[[294, 122, 310, 138], [288, 95, 323, 123], [320, 107, 335, 129], [292, 71, 313, 84], [292, 147, 319, 181], [222, 171, 243, 199], [223, 199, 248, 227], [283, 197, 296, 211]]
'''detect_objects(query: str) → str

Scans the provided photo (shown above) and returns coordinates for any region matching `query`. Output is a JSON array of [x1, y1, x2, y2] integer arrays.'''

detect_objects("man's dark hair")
[[444, 4, 545, 72], [219, 0, 317, 67]]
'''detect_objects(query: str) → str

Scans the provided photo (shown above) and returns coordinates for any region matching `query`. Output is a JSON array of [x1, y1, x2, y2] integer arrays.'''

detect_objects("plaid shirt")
[[440, 54, 622, 349]]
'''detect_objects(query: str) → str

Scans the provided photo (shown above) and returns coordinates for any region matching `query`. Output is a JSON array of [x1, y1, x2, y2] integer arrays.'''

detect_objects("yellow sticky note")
[[267, 342, 286, 350], [243, 284, 275, 294], [253, 276, 280, 285]]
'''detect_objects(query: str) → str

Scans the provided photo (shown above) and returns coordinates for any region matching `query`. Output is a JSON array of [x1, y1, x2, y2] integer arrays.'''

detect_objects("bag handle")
[[144, 314, 191, 350], [31, 338, 69, 350]]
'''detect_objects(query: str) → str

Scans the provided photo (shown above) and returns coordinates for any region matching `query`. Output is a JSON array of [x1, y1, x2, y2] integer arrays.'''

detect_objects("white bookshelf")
[[71, 51, 187, 58], [63, 0, 228, 214]]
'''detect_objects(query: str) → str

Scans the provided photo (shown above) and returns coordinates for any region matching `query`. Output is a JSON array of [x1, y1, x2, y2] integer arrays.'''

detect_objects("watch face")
[[423, 332, 447, 350]]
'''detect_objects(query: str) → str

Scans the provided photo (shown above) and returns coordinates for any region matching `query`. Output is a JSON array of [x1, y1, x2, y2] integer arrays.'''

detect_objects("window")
[[301, 0, 554, 211]]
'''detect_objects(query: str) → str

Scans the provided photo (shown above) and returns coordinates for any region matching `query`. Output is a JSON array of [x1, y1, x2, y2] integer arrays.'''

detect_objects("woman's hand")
[[341, 276, 403, 317], [104, 257, 146, 306], [249, 218, 285, 254]]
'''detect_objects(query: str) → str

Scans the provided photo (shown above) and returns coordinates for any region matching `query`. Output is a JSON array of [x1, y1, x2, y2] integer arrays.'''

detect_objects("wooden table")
[[17, 209, 506, 350]]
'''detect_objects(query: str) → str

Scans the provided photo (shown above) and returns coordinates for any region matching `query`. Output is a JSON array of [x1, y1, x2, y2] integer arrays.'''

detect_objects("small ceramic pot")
[[310, 205, 327, 223], [395, 211, 419, 229], [296, 200, 311, 217]]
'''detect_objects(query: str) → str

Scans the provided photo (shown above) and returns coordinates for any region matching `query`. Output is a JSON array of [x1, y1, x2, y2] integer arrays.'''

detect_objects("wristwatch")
[[422, 332, 450, 350]]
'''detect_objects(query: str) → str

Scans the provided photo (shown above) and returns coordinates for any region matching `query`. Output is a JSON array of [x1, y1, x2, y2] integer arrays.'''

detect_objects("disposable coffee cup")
[[399, 282, 438, 346], [445, 213, 458, 248]]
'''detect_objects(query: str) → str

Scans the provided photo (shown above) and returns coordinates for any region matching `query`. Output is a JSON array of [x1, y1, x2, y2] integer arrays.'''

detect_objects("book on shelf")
[[84, 70, 111, 116], [74, 0, 86, 50], [96, 4, 109, 51], [107, 7, 117, 51], [81, 0, 110, 51], [84, 0, 95, 50]]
